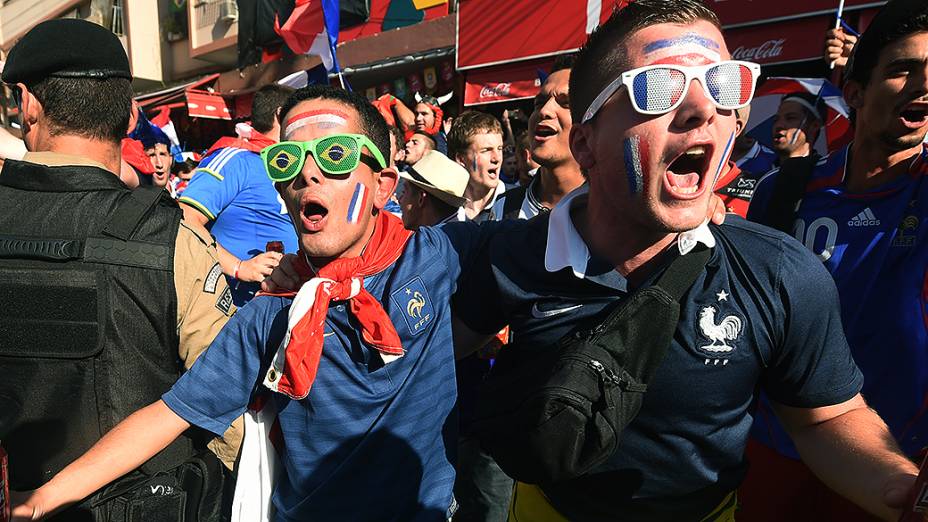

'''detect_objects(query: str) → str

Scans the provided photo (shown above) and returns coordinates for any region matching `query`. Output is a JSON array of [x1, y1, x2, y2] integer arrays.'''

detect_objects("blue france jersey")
[[750, 144, 928, 457], [736, 141, 777, 178], [179, 147, 299, 305], [453, 211, 861, 513], [162, 223, 501, 521]]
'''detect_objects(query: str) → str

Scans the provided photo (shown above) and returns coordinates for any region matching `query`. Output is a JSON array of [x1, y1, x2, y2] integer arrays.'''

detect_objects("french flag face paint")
[[713, 131, 736, 186], [284, 110, 349, 139], [643, 33, 721, 65], [623, 136, 648, 195], [346, 182, 368, 224]]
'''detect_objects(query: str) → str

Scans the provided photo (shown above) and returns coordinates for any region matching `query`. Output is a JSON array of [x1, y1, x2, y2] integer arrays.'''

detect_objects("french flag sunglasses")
[[582, 61, 762, 123]]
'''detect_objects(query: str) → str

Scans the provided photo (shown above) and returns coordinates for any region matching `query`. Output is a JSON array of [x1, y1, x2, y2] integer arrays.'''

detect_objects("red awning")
[[724, 15, 832, 65], [455, 0, 888, 72], [136, 73, 220, 109], [186, 90, 231, 120], [464, 58, 553, 106], [713, 0, 886, 27], [456, 0, 626, 70]]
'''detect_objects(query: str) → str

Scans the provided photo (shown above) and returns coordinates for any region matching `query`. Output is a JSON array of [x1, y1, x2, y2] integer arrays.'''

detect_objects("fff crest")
[[391, 277, 434, 336]]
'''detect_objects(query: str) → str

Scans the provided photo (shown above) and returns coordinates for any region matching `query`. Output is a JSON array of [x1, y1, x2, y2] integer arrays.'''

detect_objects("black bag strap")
[[102, 186, 166, 241], [762, 155, 818, 233], [502, 185, 527, 220], [566, 245, 710, 347], [650, 245, 711, 302]]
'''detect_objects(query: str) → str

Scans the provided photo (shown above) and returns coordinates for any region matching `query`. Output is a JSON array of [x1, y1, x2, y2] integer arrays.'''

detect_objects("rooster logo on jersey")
[[695, 289, 744, 365], [698, 307, 742, 353]]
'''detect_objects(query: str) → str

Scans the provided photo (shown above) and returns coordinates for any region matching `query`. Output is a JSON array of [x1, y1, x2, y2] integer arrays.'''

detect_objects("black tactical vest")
[[0, 159, 195, 492]]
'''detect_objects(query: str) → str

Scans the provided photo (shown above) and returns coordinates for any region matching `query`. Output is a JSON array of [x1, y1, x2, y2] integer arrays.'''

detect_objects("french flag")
[[150, 105, 183, 159], [632, 69, 685, 112], [274, 0, 341, 73], [347, 183, 368, 224]]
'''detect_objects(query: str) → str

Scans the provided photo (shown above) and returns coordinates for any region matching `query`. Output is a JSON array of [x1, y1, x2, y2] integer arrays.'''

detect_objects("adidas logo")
[[848, 208, 881, 227]]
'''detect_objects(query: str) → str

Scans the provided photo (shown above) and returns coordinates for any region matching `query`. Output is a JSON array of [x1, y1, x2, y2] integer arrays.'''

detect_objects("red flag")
[[274, 0, 334, 69]]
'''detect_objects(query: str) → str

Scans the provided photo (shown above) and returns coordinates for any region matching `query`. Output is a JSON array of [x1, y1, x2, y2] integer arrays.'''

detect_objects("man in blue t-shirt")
[[743, 1, 928, 518], [179, 85, 298, 306], [449, 2, 922, 520], [11, 86, 505, 521]]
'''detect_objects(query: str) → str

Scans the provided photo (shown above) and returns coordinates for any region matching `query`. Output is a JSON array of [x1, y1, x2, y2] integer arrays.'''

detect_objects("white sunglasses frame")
[[581, 60, 762, 123]]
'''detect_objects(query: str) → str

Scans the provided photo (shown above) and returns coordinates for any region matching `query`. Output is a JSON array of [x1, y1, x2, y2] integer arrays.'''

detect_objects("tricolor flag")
[[346, 182, 367, 224], [274, 0, 341, 73], [149, 105, 184, 160]]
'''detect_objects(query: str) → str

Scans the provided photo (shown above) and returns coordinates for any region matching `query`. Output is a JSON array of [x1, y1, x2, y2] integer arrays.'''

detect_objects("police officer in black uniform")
[[0, 19, 235, 521]]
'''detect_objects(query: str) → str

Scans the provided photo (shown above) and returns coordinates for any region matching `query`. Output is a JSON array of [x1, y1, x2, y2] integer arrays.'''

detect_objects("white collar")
[[544, 184, 715, 278], [457, 181, 506, 221], [735, 141, 762, 168]]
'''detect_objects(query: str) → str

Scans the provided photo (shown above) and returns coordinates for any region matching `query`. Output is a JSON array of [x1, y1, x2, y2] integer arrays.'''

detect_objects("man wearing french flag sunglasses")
[[450, 0, 921, 519]]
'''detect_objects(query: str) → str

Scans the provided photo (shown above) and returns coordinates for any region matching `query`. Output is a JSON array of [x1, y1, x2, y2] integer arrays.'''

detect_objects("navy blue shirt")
[[453, 209, 862, 509], [163, 224, 496, 521]]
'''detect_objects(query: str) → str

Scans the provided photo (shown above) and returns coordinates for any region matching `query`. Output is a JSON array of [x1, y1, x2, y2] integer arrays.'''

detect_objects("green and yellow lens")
[[262, 133, 387, 182], [265, 143, 304, 181], [314, 135, 361, 174]]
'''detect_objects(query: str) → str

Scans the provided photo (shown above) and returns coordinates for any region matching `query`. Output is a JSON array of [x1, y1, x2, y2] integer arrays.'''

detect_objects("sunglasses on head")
[[262, 133, 387, 182], [582, 60, 762, 123]]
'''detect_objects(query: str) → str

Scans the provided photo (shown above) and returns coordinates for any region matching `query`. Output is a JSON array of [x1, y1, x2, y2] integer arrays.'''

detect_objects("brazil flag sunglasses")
[[262, 133, 387, 182]]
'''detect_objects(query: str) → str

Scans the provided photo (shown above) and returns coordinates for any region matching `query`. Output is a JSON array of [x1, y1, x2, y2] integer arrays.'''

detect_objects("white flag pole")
[[829, 0, 847, 70]]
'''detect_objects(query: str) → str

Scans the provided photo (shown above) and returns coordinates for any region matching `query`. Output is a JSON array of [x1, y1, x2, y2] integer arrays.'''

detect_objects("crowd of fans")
[[1, 0, 927, 520]]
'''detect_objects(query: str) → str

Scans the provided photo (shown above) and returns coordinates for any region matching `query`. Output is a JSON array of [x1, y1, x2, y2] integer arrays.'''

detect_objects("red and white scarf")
[[231, 211, 412, 522], [260, 210, 413, 399]]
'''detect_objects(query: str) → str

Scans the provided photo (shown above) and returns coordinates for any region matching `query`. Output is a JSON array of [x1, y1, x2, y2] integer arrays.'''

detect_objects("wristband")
[[234, 260, 242, 280]]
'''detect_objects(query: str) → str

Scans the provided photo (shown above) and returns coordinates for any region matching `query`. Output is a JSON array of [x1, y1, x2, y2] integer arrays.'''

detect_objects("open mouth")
[[665, 145, 711, 198], [486, 167, 499, 180], [301, 200, 329, 232], [533, 125, 557, 141], [900, 104, 928, 128]]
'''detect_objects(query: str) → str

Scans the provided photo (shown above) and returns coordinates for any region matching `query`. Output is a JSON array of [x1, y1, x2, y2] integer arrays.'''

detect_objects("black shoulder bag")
[[472, 246, 711, 484]]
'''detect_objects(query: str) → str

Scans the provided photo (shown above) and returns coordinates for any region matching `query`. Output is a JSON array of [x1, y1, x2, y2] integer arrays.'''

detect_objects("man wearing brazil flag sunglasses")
[[11, 85, 508, 521]]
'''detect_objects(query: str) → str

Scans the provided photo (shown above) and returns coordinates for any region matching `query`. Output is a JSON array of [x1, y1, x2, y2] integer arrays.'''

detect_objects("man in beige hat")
[[396, 150, 469, 229]]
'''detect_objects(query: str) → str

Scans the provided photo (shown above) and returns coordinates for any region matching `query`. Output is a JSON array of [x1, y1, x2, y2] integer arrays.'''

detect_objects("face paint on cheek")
[[284, 110, 350, 138], [622, 136, 648, 195], [713, 131, 736, 186], [346, 182, 369, 224], [643, 33, 721, 65]]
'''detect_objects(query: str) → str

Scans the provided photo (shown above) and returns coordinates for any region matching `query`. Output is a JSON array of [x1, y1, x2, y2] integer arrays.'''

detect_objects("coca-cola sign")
[[480, 83, 512, 99], [724, 15, 829, 65], [731, 39, 785, 61]]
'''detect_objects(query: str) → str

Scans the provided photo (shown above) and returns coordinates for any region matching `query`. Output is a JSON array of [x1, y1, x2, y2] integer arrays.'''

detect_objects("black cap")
[[846, 0, 928, 83], [2, 18, 131, 85]]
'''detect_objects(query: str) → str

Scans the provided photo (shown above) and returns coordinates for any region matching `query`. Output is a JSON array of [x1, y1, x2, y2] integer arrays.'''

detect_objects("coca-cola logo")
[[480, 83, 511, 99], [731, 39, 785, 61]]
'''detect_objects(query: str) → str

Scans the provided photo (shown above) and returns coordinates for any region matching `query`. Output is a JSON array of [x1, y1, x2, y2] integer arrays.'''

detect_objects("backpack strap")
[[101, 186, 167, 241], [0, 236, 83, 260], [502, 185, 527, 220], [761, 155, 818, 234], [0, 188, 174, 271]]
